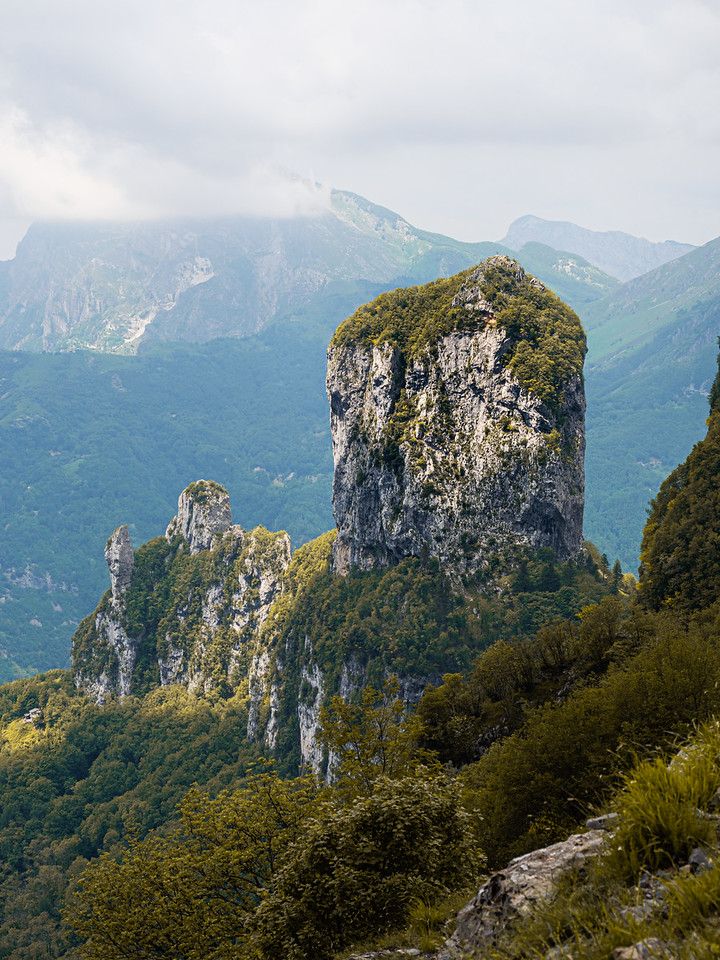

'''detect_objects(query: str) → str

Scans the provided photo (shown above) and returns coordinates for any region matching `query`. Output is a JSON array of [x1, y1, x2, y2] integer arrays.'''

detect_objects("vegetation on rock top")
[[332, 256, 586, 409]]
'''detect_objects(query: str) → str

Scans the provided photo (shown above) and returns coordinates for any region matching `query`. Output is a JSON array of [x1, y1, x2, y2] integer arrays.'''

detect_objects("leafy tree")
[[253, 774, 482, 960], [319, 677, 432, 794], [65, 769, 318, 960]]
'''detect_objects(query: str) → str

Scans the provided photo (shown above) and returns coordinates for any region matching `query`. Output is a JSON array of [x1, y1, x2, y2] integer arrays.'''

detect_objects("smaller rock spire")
[[166, 480, 234, 554], [105, 525, 134, 600]]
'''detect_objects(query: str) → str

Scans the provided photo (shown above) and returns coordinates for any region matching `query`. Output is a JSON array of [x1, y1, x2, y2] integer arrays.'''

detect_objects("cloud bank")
[[0, 0, 718, 256]]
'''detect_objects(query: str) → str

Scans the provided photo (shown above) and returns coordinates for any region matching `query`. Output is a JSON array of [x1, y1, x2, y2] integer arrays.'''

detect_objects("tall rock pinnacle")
[[166, 480, 234, 554], [327, 256, 586, 576]]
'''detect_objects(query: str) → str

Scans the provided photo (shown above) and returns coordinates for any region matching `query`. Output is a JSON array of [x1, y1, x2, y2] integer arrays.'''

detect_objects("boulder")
[[440, 830, 605, 957]]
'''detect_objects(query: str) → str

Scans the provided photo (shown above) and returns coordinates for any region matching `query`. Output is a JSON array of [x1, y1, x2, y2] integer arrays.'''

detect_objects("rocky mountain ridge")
[[74, 480, 292, 713], [72, 258, 589, 770], [0, 191, 616, 353], [502, 214, 695, 281]]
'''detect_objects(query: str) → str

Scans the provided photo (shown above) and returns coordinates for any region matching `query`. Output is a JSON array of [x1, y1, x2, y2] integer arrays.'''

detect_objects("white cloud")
[[0, 108, 143, 220], [0, 0, 718, 248]]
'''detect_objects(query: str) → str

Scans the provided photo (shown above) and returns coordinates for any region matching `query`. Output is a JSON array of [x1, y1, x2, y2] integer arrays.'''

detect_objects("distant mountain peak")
[[501, 214, 695, 282]]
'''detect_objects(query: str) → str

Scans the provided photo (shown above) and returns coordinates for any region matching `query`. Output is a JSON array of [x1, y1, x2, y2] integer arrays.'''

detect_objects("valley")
[[0, 195, 713, 677]]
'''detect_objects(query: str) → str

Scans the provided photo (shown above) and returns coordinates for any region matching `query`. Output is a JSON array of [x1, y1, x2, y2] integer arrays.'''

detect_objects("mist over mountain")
[[0, 192, 617, 353], [502, 213, 695, 281]]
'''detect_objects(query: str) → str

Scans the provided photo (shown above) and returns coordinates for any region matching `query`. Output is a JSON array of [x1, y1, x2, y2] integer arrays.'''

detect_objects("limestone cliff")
[[72, 481, 291, 710], [328, 256, 586, 576], [165, 480, 234, 554], [73, 525, 136, 702]]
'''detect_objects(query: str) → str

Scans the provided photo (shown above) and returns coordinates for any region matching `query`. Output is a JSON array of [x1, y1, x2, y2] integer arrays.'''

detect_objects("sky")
[[0, 0, 719, 258]]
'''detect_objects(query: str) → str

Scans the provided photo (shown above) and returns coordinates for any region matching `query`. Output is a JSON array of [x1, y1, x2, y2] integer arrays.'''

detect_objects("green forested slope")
[[584, 286, 719, 569], [639, 345, 720, 611], [0, 545, 611, 957], [583, 235, 720, 361], [0, 243, 615, 680]]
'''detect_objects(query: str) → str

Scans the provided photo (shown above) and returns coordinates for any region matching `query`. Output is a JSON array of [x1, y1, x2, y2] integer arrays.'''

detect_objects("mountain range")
[[0, 191, 617, 353], [583, 237, 720, 564], [501, 213, 695, 281]]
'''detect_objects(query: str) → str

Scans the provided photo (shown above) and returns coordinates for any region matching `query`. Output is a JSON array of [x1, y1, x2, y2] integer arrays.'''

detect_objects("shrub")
[[604, 755, 717, 879], [253, 774, 483, 960], [462, 616, 720, 865]]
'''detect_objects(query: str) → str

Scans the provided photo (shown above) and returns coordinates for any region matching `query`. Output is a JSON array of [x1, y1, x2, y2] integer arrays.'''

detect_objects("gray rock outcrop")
[[440, 830, 605, 958], [166, 480, 233, 553], [328, 258, 585, 576], [611, 939, 671, 959], [74, 484, 292, 715], [74, 525, 137, 703], [105, 524, 134, 598]]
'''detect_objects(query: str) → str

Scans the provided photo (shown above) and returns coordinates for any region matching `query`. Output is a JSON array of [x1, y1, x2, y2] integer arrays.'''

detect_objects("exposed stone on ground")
[[585, 811, 618, 830], [22, 708, 43, 725], [348, 951, 424, 959], [638, 871, 667, 904], [439, 830, 605, 958], [611, 938, 672, 959]]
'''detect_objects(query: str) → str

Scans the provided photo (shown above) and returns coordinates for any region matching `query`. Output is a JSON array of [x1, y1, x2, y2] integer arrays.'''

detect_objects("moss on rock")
[[331, 255, 586, 410]]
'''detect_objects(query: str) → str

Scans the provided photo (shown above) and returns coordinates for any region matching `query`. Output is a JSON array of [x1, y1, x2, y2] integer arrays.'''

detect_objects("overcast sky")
[[0, 0, 718, 258]]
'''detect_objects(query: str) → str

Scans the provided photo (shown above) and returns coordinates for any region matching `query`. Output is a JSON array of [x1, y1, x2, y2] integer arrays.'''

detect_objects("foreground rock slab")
[[439, 829, 605, 957]]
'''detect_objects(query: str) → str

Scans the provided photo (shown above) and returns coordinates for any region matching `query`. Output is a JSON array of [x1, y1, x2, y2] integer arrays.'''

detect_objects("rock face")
[[105, 525, 134, 598], [73, 483, 291, 712], [328, 257, 586, 576], [73, 525, 137, 703], [440, 830, 605, 958], [165, 480, 233, 553]]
